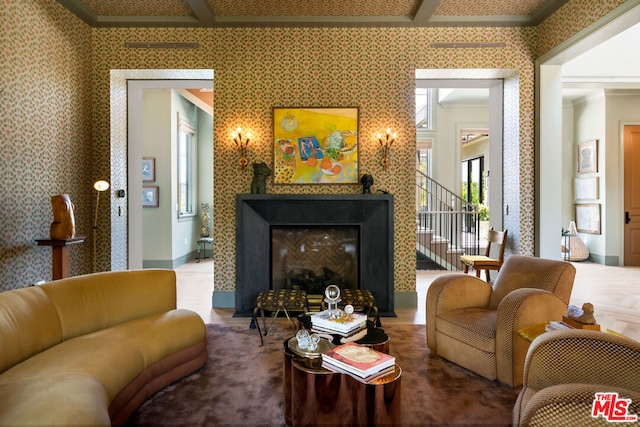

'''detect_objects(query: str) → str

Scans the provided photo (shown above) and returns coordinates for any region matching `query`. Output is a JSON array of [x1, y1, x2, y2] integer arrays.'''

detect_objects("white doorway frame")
[[535, 3, 640, 261], [110, 69, 213, 270], [415, 76, 504, 229]]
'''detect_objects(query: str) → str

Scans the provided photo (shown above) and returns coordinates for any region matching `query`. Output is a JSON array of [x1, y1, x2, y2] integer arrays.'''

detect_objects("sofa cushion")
[[0, 374, 111, 426], [435, 307, 497, 353], [40, 269, 177, 341], [0, 309, 205, 399], [0, 286, 62, 374]]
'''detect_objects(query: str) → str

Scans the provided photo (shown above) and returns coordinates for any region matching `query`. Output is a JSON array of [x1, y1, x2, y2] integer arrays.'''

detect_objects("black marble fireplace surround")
[[235, 194, 394, 317]]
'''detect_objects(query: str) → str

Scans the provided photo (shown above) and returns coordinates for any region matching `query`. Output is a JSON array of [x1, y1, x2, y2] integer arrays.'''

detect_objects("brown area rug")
[[128, 323, 518, 426]]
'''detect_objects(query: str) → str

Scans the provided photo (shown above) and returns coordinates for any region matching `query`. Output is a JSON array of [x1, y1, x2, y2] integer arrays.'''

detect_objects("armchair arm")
[[517, 383, 640, 427], [495, 288, 568, 387], [426, 273, 491, 351], [523, 329, 640, 392]]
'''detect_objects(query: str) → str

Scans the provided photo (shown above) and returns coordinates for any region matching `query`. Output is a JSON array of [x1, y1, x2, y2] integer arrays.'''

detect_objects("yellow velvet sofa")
[[0, 269, 207, 426]]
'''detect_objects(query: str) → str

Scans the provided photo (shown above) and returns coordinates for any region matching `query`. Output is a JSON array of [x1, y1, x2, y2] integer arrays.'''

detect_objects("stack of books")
[[544, 320, 572, 332], [321, 342, 396, 382], [310, 310, 367, 337]]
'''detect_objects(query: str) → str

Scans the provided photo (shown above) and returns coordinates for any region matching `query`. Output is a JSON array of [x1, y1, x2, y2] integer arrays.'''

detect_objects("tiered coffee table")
[[282, 322, 401, 426]]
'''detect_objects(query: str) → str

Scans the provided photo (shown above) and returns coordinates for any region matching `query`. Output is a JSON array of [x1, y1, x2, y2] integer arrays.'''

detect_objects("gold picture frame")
[[273, 107, 359, 184]]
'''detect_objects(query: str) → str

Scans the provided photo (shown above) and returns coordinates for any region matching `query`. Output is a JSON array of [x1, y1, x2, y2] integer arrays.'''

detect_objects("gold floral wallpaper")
[[0, 0, 631, 293], [1, 0, 93, 291]]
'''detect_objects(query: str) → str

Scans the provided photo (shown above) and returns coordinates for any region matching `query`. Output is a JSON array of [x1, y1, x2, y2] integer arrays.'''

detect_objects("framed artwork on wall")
[[574, 177, 599, 200], [577, 139, 598, 174], [272, 107, 359, 184], [142, 157, 155, 182], [142, 186, 159, 208], [574, 203, 600, 234]]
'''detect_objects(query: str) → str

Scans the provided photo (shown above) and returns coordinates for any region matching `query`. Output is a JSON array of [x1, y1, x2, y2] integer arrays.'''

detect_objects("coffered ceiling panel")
[[57, 0, 568, 27]]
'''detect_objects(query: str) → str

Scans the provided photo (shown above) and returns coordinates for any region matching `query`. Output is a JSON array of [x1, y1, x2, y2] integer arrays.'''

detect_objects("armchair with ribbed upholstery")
[[426, 255, 576, 387], [513, 329, 640, 426]]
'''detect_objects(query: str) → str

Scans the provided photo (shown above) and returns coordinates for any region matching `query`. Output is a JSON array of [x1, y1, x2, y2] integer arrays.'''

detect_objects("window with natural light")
[[178, 116, 196, 218]]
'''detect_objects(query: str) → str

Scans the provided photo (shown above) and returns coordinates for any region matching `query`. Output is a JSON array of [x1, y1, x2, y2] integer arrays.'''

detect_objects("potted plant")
[[478, 204, 490, 238]]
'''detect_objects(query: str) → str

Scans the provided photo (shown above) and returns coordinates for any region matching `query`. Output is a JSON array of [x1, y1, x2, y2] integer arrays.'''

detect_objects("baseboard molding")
[[588, 253, 620, 266], [143, 252, 197, 269], [394, 291, 417, 308], [212, 290, 235, 308]]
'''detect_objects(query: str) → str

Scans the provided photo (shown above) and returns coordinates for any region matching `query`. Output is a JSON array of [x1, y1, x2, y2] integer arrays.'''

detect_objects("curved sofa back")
[[0, 286, 63, 374], [0, 269, 176, 375], [40, 269, 176, 342]]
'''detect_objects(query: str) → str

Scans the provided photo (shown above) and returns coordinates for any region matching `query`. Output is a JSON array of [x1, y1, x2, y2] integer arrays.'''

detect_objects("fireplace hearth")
[[235, 194, 394, 317]]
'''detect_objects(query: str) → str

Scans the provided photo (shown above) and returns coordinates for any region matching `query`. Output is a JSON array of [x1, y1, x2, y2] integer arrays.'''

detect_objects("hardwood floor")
[[175, 258, 640, 342]]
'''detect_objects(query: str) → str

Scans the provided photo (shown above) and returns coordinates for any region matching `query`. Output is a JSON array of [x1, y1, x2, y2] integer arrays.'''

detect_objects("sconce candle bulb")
[[378, 128, 397, 170], [232, 127, 251, 169]]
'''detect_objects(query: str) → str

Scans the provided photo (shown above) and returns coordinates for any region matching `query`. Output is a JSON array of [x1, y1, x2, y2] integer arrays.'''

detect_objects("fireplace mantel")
[[234, 194, 395, 317]]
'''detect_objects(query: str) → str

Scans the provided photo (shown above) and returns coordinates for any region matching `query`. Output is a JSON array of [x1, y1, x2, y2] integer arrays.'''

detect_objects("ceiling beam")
[[413, 0, 440, 26], [57, 0, 98, 26], [186, 0, 216, 26]]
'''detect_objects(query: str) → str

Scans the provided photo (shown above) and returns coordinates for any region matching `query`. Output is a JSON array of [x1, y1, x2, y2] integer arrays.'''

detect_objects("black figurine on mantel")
[[251, 162, 272, 194], [361, 174, 374, 194]]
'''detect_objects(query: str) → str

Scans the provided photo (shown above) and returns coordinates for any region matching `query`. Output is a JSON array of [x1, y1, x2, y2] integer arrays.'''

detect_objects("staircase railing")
[[416, 170, 482, 270]]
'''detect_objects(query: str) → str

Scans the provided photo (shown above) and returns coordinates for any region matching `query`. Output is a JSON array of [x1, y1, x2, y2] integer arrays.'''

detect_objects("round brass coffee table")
[[283, 338, 402, 426]]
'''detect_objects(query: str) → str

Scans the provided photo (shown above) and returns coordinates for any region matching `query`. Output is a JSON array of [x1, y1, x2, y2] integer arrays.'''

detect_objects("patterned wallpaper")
[[433, 0, 548, 16], [1, 0, 93, 291], [0, 0, 629, 293], [92, 25, 538, 294], [210, 0, 418, 17], [536, 0, 629, 56]]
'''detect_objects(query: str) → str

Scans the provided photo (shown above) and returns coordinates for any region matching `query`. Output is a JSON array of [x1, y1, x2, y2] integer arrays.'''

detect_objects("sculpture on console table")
[[50, 194, 76, 239], [251, 162, 272, 194], [360, 174, 374, 194]]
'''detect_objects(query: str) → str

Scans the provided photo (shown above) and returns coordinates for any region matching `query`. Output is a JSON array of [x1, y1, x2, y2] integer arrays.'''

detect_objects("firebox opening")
[[271, 226, 359, 310]]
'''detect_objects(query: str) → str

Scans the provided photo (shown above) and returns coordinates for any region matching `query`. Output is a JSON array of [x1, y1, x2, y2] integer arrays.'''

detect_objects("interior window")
[[178, 116, 196, 218]]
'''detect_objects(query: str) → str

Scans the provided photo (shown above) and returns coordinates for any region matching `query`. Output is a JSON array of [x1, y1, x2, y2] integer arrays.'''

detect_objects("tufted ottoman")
[[253, 289, 308, 346]]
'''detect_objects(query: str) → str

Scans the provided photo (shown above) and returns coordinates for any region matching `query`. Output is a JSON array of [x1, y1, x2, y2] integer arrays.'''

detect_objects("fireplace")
[[235, 194, 394, 317], [271, 226, 359, 296]]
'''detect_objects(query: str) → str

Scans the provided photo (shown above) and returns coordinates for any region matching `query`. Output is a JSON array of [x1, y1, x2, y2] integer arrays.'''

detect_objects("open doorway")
[[536, 5, 640, 264], [108, 69, 213, 271], [128, 79, 213, 270], [415, 73, 508, 274]]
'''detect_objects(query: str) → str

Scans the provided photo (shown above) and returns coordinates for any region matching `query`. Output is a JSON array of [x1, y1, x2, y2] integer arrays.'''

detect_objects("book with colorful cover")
[[310, 310, 367, 334], [321, 361, 396, 383], [321, 342, 395, 378]]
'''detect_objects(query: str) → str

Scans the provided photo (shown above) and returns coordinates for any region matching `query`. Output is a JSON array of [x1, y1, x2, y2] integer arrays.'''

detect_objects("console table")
[[36, 236, 86, 280]]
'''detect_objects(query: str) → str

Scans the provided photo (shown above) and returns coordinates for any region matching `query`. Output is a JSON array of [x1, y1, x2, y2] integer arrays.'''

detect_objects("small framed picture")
[[577, 140, 598, 174], [574, 177, 599, 200], [575, 203, 600, 234], [142, 186, 159, 208], [142, 157, 155, 182]]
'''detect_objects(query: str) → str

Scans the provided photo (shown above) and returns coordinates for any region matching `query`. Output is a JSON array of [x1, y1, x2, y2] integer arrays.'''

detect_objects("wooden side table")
[[35, 236, 86, 280]]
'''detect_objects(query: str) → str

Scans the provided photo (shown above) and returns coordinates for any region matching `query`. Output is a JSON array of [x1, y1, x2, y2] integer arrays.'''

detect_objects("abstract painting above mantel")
[[273, 107, 359, 185]]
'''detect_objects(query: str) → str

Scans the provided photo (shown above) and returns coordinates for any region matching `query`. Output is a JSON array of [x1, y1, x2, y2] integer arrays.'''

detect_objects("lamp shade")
[[94, 180, 110, 192]]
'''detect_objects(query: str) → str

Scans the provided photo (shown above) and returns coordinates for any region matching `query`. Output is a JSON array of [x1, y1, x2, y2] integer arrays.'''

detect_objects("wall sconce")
[[377, 129, 396, 170], [231, 127, 251, 169]]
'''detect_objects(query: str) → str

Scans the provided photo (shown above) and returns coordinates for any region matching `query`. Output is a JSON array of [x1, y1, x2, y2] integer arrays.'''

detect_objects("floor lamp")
[[93, 180, 110, 273]]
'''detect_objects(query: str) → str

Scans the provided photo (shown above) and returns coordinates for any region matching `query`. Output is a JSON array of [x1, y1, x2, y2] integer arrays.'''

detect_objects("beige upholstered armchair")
[[513, 329, 640, 426], [426, 255, 576, 387]]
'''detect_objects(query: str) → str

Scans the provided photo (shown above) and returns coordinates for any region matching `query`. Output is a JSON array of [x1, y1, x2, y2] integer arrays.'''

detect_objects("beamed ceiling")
[[57, 0, 569, 28]]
